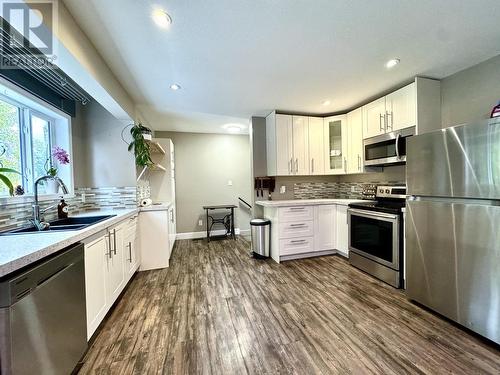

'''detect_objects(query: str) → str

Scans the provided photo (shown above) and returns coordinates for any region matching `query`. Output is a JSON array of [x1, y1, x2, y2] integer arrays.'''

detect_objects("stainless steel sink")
[[0, 215, 116, 236]]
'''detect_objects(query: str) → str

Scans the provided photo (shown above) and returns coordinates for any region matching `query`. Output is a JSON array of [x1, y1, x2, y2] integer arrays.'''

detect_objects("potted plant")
[[128, 123, 154, 167], [0, 166, 19, 196], [44, 146, 70, 194]]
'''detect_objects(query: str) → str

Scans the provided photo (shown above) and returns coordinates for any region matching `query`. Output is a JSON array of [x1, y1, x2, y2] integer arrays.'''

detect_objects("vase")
[[45, 178, 60, 194]]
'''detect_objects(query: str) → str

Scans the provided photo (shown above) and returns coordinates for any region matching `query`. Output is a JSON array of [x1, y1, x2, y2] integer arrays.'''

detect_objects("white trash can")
[[250, 218, 271, 258]]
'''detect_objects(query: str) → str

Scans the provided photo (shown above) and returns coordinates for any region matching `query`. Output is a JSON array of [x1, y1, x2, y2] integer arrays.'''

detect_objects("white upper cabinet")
[[385, 83, 416, 132], [292, 116, 310, 175], [267, 112, 293, 176], [347, 107, 363, 174], [308, 117, 325, 175], [324, 115, 348, 174], [363, 97, 386, 138], [363, 82, 416, 139]]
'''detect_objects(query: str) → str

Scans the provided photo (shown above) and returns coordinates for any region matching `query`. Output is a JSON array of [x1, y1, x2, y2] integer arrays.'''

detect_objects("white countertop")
[[0, 208, 138, 278], [256, 198, 369, 207], [140, 202, 172, 212]]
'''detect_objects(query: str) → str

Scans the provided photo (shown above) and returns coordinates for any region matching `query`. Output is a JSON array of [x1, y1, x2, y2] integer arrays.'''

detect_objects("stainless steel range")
[[348, 186, 406, 288]]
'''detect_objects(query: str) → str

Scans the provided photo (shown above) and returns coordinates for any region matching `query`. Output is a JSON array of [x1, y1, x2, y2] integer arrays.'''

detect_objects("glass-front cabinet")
[[324, 115, 347, 174]]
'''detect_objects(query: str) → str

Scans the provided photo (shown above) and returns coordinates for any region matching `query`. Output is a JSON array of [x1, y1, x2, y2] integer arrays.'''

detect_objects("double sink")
[[0, 215, 116, 236]]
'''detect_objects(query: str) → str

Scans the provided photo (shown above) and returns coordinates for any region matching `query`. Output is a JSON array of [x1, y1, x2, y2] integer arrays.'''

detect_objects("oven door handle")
[[348, 208, 399, 220]]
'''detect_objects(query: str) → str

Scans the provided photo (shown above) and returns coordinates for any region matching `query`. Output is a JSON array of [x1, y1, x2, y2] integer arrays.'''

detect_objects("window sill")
[[0, 193, 76, 207]]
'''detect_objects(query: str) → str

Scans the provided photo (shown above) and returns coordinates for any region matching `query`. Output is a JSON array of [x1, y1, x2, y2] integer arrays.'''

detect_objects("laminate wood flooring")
[[79, 238, 500, 374]]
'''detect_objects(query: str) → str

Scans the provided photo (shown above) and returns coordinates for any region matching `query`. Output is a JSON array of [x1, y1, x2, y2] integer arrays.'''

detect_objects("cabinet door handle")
[[290, 239, 307, 244], [290, 223, 306, 228], [358, 155, 361, 171], [379, 113, 385, 132], [106, 234, 112, 259], [127, 242, 132, 262], [113, 229, 117, 255], [386, 111, 393, 131], [344, 158, 347, 173], [295, 158, 298, 173], [311, 158, 314, 173], [289, 207, 305, 211], [289, 158, 293, 175]]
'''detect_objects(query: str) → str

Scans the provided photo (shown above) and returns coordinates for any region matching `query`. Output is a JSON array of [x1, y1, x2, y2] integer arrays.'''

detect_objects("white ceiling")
[[63, 0, 500, 133]]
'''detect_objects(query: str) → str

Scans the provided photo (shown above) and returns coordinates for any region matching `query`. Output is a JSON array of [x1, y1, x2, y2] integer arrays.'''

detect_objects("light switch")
[[280, 185, 286, 194], [227, 180, 233, 186]]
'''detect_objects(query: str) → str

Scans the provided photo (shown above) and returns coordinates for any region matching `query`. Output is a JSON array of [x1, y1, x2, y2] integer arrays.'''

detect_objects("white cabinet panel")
[[363, 97, 386, 139], [314, 205, 336, 251], [292, 116, 309, 175], [84, 235, 108, 340], [168, 205, 176, 255], [140, 210, 171, 271], [386, 83, 416, 132], [276, 114, 293, 175], [278, 220, 314, 239], [308, 117, 324, 175], [279, 237, 314, 255], [105, 224, 125, 304], [335, 205, 349, 256], [278, 206, 314, 222], [347, 108, 363, 174], [324, 115, 348, 174]]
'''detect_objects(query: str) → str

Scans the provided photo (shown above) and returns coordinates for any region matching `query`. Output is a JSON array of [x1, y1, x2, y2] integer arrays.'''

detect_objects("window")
[[0, 91, 71, 197]]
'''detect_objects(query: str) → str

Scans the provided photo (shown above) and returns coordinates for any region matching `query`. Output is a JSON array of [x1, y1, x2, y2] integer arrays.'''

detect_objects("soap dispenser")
[[57, 198, 69, 219]]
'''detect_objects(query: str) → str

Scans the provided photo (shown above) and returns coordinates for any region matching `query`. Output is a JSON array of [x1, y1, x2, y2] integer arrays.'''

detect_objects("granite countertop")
[[255, 198, 370, 207], [0, 208, 139, 278], [140, 202, 172, 212]]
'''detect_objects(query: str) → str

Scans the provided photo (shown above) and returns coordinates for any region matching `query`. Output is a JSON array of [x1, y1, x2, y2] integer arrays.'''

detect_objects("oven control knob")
[[379, 189, 384, 194], [385, 189, 390, 194]]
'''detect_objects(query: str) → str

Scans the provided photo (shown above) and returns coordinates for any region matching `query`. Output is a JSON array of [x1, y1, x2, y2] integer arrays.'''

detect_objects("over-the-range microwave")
[[363, 126, 415, 167]]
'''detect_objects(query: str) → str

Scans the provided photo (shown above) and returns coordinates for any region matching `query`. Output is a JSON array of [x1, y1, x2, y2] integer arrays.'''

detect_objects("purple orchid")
[[45, 146, 70, 177], [52, 146, 70, 165]]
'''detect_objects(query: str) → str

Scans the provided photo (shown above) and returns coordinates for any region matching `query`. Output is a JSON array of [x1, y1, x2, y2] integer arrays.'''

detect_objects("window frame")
[[0, 79, 74, 203]]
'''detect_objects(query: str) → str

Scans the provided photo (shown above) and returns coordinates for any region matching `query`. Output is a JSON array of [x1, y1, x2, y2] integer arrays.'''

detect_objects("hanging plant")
[[127, 123, 154, 167]]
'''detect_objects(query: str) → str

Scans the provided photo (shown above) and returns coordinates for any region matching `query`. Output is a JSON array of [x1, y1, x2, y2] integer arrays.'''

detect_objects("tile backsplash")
[[293, 181, 404, 200], [0, 186, 139, 231]]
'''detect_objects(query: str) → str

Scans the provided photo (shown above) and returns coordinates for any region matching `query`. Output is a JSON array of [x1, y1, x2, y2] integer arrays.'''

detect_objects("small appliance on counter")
[[347, 185, 407, 288]]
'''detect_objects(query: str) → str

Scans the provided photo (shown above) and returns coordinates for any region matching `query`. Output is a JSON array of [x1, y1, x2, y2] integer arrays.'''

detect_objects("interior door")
[[347, 107, 363, 173], [386, 83, 416, 132], [363, 97, 386, 138], [292, 116, 309, 175], [324, 115, 347, 174], [275, 114, 293, 175], [308, 117, 325, 175]]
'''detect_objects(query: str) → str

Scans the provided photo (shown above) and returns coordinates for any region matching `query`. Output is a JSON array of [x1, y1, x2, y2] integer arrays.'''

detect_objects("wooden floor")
[[79, 238, 500, 375]]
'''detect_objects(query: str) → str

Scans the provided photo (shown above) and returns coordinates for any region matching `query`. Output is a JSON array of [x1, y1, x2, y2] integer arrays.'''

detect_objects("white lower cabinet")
[[84, 214, 140, 340], [139, 208, 175, 271], [335, 205, 349, 256], [265, 204, 349, 262], [314, 205, 336, 251]]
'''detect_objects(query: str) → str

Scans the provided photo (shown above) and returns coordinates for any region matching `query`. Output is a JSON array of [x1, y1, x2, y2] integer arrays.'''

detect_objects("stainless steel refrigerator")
[[406, 118, 499, 345]]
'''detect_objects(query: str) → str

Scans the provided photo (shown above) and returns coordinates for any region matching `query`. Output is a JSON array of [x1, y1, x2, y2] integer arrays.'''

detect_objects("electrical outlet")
[[198, 220, 203, 227], [351, 186, 356, 193], [280, 185, 286, 194]]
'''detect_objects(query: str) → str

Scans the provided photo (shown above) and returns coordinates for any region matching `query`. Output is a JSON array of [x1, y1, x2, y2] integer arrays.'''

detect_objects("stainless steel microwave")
[[363, 126, 415, 166]]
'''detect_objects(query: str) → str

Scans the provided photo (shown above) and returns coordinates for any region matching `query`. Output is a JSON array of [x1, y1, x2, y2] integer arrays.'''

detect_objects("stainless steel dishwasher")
[[0, 243, 87, 375]]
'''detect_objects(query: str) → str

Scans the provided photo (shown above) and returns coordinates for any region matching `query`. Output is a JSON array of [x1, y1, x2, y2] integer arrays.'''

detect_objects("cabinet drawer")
[[278, 220, 314, 239], [278, 206, 313, 222], [279, 237, 314, 256]]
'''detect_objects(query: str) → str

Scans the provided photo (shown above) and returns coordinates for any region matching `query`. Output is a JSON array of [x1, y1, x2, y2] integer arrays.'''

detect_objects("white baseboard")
[[177, 228, 249, 240]]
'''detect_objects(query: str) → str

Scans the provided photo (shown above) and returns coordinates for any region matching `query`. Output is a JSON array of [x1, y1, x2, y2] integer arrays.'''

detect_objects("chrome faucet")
[[32, 176, 69, 231]]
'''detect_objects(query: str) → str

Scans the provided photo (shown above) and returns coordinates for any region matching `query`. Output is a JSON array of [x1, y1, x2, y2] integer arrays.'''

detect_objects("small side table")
[[203, 205, 237, 242]]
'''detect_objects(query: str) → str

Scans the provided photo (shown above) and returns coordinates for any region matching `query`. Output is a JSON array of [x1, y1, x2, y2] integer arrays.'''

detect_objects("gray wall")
[[441, 54, 500, 128], [72, 101, 136, 188], [155, 131, 252, 234]]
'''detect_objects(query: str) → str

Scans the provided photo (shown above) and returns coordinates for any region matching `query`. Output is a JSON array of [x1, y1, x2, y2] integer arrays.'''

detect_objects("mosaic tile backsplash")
[[293, 181, 405, 200], [0, 186, 140, 231]]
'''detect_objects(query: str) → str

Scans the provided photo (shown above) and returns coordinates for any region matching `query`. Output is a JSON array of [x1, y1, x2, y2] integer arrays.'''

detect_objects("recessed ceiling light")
[[385, 58, 400, 69], [222, 123, 246, 133], [322, 100, 331, 106], [152, 8, 172, 28], [170, 83, 181, 91]]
